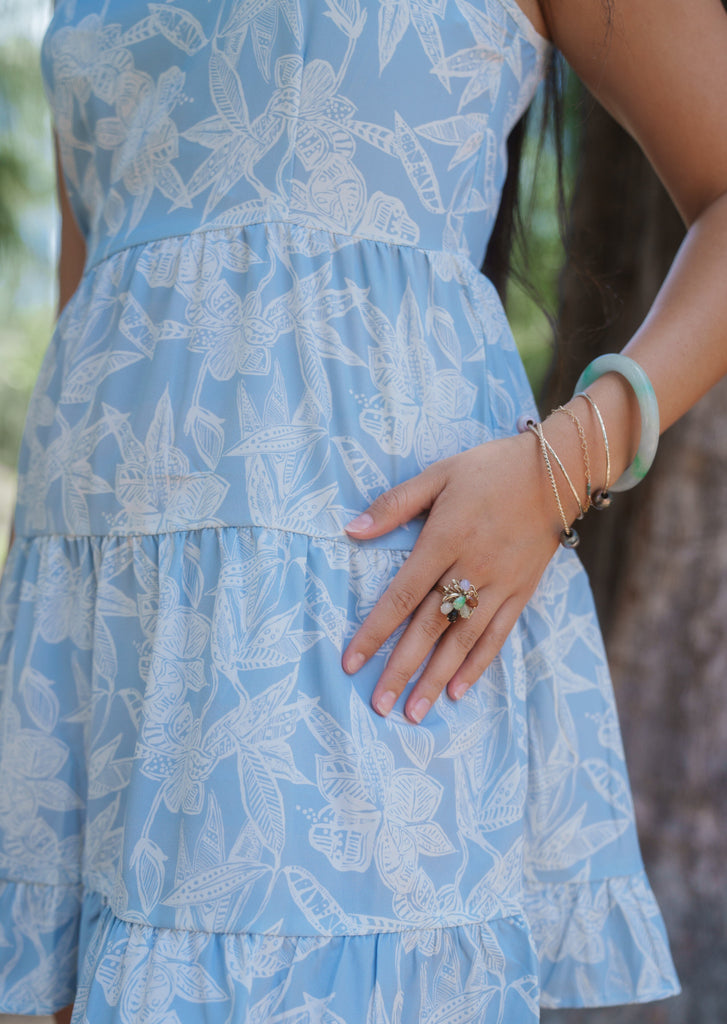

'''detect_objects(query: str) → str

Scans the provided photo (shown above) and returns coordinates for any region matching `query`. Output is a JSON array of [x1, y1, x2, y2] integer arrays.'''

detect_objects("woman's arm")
[[544, 0, 727, 428], [55, 134, 86, 314], [342, 0, 727, 723]]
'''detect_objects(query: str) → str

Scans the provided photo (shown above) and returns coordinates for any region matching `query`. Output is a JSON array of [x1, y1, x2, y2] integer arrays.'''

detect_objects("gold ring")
[[434, 578, 479, 623]]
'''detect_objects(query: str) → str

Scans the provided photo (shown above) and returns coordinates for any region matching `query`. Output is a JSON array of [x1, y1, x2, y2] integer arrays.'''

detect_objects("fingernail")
[[344, 512, 374, 534], [374, 690, 396, 716], [408, 697, 431, 723], [344, 651, 365, 674], [450, 680, 468, 700]]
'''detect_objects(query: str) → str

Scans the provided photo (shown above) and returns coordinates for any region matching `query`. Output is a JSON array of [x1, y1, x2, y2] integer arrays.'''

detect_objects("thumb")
[[344, 466, 443, 538]]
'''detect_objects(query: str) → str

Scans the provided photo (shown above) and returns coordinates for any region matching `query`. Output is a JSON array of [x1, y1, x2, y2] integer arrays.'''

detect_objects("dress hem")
[[0, 875, 681, 1017]]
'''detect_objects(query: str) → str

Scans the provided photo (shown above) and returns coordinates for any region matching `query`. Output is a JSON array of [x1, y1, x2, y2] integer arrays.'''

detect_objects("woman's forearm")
[[624, 188, 727, 432], [540, 188, 727, 511]]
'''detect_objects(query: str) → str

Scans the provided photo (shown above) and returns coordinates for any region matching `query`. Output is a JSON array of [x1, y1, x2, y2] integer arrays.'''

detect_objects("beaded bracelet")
[[573, 354, 659, 492], [524, 419, 580, 549]]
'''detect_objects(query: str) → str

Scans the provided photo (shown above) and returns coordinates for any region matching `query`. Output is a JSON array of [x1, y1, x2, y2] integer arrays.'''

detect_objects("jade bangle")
[[573, 354, 659, 492]]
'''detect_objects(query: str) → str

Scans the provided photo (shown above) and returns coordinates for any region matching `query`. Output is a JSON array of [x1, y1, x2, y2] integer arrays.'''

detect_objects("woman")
[[1, 0, 726, 1021]]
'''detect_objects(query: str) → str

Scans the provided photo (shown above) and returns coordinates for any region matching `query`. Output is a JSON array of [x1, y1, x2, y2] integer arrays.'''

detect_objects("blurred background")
[[1, 1, 726, 1023], [0, 0, 55, 568], [1, 0, 57, 1005]]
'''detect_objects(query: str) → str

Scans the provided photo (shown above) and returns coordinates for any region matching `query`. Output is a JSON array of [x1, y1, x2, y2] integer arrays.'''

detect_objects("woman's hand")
[[341, 429, 566, 724]]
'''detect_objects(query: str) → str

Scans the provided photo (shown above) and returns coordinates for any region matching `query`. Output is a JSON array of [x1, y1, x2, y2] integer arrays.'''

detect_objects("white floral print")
[[0, 0, 679, 1020]]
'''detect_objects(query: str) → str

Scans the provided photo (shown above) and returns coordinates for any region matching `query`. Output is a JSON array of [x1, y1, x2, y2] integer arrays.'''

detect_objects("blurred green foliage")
[[0, 33, 56, 470], [506, 169, 564, 399], [506, 67, 581, 400]]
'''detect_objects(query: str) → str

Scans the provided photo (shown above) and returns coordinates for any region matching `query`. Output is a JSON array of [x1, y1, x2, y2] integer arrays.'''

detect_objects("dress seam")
[[0, 876, 81, 890], [10, 522, 418, 555], [524, 871, 648, 889], [0, 872, 650, 894], [82, 218, 477, 275], [92, 894, 527, 938]]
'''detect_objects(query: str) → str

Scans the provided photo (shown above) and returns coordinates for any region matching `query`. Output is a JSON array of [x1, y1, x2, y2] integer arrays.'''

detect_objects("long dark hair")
[[483, 0, 615, 303], [482, 52, 569, 300]]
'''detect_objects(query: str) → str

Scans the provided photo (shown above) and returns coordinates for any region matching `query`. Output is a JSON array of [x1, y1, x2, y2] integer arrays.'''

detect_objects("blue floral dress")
[[0, 1, 679, 1020]]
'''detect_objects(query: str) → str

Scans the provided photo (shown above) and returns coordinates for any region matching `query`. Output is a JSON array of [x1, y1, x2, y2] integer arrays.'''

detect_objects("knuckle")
[[417, 614, 446, 643], [383, 662, 414, 692], [388, 583, 419, 618], [452, 623, 480, 653], [356, 619, 388, 657], [372, 486, 406, 521], [483, 620, 509, 654]]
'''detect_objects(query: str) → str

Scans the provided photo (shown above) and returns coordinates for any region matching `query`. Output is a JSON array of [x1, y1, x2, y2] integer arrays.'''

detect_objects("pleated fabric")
[[0, 0, 679, 1019]]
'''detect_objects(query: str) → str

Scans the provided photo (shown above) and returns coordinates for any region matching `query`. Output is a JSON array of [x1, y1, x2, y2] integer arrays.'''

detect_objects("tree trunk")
[[542, 96, 727, 1024]]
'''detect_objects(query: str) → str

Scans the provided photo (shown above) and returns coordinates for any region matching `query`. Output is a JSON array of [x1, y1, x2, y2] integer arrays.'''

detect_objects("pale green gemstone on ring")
[[460, 604, 473, 619], [453, 594, 467, 610]]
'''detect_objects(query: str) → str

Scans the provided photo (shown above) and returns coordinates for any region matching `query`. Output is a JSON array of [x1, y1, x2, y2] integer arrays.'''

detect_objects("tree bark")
[[542, 96, 727, 1024]]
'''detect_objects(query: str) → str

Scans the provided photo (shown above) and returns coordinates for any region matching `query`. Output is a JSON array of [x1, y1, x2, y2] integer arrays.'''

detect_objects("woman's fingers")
[[369, 586, 527, 725], [369, 587, 454, 717], [343, 463, 444, 539], [340, 436, 560, 723], [395, 588, 491, 723], [341, 539, 447, 675], [446, 596, 526, 701], [341, 472, 500, 722], [364, 572, 496, 723], [342, 473, 452, 676]]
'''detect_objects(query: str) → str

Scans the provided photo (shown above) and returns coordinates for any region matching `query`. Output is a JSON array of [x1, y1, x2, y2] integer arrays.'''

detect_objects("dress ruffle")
[[71, 893, 541, 1024], [0, 880, 80, 1015], [0, 874, 679, 1020], [0, 529, 680, 1018], [525, 874, 680, 1008], [2, 2, 680, 1011]]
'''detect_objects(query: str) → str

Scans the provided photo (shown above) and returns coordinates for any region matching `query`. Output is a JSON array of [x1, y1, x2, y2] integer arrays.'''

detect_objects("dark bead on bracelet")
[[560, 527, 580, 549]]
